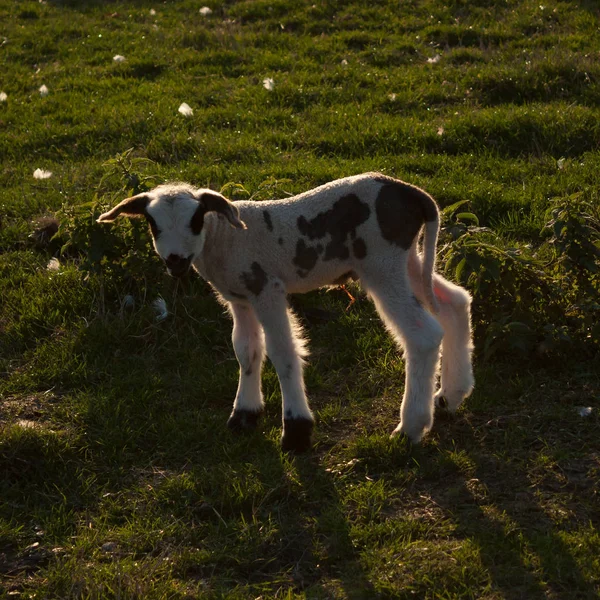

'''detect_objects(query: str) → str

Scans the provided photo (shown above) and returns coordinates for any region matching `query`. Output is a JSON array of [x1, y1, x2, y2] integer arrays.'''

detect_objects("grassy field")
[[1, 0, 599, 597]]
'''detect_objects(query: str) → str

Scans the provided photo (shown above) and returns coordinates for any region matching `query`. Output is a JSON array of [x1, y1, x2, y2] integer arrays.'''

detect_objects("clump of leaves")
[[544, 193, 600, 347], [55, 150, 164, 310], [440, 194, 599, 358], [220, 176, 293, 201], [98, 147, 161, 197]]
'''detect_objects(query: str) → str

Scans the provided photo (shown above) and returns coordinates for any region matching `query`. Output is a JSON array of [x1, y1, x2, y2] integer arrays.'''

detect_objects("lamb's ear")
[[97, 193, 150, 222], [200, 191, 247, 229]]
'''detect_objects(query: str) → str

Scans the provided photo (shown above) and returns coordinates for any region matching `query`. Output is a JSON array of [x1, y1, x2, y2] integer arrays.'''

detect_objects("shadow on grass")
[[291, 454, 377, 598], [424, 410, 598, 599]]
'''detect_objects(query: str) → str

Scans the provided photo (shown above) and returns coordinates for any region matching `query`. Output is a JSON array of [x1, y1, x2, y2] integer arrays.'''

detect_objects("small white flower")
[[437, 127, 445, 136], [263, 77, 275, 91], [427, 54, 441, 64], [39, 84, 49, 96], [178, 102, 193, 117], [199, 6, 213, 16], [113, 54, 126, 63], [152, 297, 169, 321], [33, 168, 53, 179], [150, 8, 156, 16], [388, 93, 397, 101], [557, 157, 566, 170], [0, 91, 7, 102], [47, 257, 60, 271], [341, 59, 348, 66]]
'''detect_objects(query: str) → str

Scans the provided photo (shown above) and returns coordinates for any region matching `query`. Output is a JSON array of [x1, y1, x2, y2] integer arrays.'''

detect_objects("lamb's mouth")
[[165, 253, 193, 277]]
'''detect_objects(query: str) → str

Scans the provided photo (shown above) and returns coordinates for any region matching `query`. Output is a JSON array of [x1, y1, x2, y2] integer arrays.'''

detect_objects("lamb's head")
[[97, 184, 246, 277]]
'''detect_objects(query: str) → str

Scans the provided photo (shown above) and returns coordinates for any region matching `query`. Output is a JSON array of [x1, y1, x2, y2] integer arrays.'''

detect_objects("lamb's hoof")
[[390, 421, 428, 444], [281, 417, 314, 453], [435, 395, 448, 409], [227, 409, 262, 432], [435, 389, 469, 412]]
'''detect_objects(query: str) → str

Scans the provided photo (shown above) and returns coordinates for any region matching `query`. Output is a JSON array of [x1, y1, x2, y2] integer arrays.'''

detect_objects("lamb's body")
[[98, 172, 474, 451], [197, 173, 436, 300]]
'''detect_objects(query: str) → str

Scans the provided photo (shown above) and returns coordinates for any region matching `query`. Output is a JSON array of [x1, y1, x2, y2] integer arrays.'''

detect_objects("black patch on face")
[[145, 212, 160, 239], [375, 182, 437, 249], [352, 237, 367, 259], [241, 262, 268, 295], [190, 204, 206, 235], [165, 253, 193, 278], [294, 194, 371, 270], [293, 239, 320, 277], [263, 210, 273, 232]]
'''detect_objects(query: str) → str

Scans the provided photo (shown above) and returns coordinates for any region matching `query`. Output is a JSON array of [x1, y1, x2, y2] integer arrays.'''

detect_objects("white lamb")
[[98, 172, 474, 452]]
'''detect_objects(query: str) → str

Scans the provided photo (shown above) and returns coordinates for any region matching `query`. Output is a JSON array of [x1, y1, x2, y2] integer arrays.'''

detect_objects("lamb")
[[97, 172, 474, 452]]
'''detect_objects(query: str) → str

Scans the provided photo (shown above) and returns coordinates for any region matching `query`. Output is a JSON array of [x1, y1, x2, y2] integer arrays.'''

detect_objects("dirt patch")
[[0, 392, 61, 427]]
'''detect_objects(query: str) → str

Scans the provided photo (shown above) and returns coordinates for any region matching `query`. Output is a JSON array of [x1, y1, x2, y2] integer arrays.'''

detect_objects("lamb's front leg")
[[252, 280, 314, 452], [227, 303, 266, 431]]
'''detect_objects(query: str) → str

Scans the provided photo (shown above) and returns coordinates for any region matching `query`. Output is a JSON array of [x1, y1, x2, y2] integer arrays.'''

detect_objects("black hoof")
[[436, 396, 448, 409], [281, 417, 314, 453], [227, 409, 262, 432]]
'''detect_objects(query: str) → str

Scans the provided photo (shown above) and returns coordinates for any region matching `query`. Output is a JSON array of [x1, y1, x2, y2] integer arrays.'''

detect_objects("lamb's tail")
[[420, 198, 440, 314]]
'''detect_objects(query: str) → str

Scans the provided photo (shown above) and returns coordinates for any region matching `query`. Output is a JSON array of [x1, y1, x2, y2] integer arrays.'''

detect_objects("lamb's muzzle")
[[165, 253, 193, 277], [97, 172, 475, 452]]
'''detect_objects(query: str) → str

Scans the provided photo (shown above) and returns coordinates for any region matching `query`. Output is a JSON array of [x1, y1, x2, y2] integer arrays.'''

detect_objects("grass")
[[1, 0, 599, 598]]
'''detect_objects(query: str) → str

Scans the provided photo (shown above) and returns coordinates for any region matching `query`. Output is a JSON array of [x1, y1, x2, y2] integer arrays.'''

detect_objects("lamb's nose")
[[165, 254, 191, 277], [166, 254, 183, 267]]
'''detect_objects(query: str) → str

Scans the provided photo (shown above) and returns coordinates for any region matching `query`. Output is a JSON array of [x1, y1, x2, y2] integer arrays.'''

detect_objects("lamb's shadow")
[[421, 411, 598, 599], [288, 454, 377, 597], [62, 291, 376, 595]]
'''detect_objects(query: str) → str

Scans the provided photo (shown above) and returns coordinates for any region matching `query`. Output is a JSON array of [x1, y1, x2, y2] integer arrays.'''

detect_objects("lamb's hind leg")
[[408, 250, 474, 411], [363, 271, 443, 443], [227, 303, 266, 431], [251, 279, 314, 452]]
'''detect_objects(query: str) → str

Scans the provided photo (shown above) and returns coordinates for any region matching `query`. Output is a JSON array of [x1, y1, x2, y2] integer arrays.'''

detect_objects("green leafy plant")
[[55, 152, 164, 314], [99, 148, 161, 196], [441, 194, 600, 358]]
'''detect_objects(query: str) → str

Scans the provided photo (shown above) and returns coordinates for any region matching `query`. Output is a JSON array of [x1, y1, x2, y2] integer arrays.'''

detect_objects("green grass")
[[1, 0, 599, 598]]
